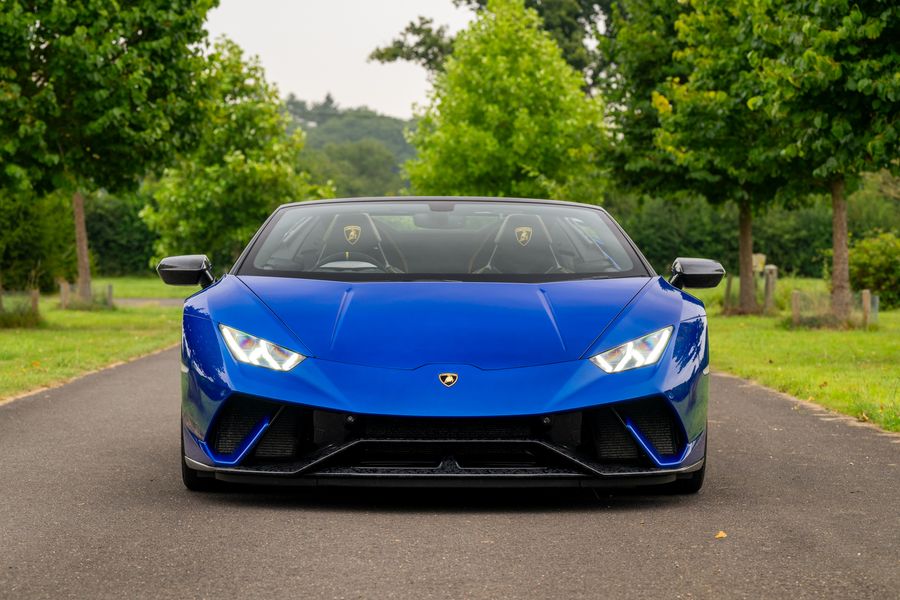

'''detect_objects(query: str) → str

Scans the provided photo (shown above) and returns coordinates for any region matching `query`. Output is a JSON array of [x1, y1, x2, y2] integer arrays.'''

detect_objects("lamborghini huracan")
[[158, 197, 724, 492]]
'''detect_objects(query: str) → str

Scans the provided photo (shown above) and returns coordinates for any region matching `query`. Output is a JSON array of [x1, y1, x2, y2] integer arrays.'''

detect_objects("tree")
[[369, 17, 455, 74], [285, 97, 415, 163], [595, 0, 692, 193], [370, 0, 608, 85], [141, 39, 332, 269], [0, 190, 76, 293], [747, 0, 900, 320], [301, 140, 404, 198], [407, 0, 605, 200], [650, 0, 790, 313], [598, 0, 764, 311], [85, 191, 157, 276], [0, 0, 215, 302]]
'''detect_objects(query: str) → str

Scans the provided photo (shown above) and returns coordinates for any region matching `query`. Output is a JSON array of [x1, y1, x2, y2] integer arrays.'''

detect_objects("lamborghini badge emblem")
[[344, 225, 361, 245], [514, 226, 533, 247], [439, 373, 459, 387]]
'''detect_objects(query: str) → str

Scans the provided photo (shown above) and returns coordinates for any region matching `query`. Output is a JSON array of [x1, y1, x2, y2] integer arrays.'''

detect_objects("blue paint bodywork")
[[180, 272, 710, 472]]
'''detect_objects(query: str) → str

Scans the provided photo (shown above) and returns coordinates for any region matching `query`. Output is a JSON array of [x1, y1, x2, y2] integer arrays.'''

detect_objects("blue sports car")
[[158, 197, 724, 492]]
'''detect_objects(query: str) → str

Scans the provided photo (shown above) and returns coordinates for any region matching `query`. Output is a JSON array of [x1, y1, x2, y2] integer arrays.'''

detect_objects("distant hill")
[[285, 94, 414, 197], [286, 94, 414, 163]]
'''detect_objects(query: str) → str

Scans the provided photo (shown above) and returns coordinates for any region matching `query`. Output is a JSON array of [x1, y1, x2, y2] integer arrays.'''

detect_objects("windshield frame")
[[231, 197, 655, 283]]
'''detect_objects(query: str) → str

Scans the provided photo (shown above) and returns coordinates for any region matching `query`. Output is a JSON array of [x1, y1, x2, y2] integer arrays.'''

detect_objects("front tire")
[[181, 432, 220, 492], [666, 461, 705, 494]]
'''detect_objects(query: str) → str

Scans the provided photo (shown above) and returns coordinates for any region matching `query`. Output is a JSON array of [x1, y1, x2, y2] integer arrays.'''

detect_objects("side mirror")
[[669, 257, 725, 290], [157, 255, 215, 288]]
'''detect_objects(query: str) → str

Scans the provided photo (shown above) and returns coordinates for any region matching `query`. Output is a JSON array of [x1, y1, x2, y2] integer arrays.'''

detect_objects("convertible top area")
[[235, 197, 652, 282]]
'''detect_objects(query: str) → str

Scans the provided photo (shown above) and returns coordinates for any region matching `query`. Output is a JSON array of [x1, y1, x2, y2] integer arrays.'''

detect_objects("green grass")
[[93, 275, 193, 299], [690, 275, 830, 313], [690, 277, 900, 432], [0, 298, 181, 401]]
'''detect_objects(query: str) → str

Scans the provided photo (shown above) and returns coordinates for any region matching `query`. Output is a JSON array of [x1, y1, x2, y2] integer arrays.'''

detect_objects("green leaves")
[[141, 39, 333, 268], [749, 0, 899, 180], [0, 0, 216, 195], [407, 0, 606, 201]]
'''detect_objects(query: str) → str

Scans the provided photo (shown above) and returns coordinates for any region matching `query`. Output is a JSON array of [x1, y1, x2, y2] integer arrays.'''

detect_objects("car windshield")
[[237, 200, 650, 282]]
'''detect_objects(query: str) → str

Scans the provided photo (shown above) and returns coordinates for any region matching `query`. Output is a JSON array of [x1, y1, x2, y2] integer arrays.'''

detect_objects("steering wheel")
[[315, 251, 387, 271]]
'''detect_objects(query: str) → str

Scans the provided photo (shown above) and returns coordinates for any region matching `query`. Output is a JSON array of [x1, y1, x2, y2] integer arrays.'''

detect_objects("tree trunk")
[[830, 177, 851, 321], [738, 200, 757, 314], [72, 190, 92, 304]]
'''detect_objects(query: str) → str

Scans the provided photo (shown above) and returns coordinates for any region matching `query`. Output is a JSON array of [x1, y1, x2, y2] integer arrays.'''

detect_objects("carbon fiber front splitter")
[[184, 437, 705, 488]]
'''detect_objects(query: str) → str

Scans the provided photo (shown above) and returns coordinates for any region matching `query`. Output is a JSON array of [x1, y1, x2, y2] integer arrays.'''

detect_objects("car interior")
[[245, 203, 641, 278]]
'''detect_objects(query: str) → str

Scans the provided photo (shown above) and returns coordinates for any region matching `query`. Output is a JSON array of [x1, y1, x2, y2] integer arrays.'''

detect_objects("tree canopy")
[[141, 39, 332, 269], [371, 0, 607, 84], [0, 0, 215, 300], [0, 0, 215, 194], [746, 0, 900, 318], [648, 0, 791, 311], [407, 0, 606, 200]]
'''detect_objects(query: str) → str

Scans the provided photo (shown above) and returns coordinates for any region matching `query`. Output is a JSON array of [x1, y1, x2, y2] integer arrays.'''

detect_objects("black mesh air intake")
[[213, 396, 278, 455], [587, 406, 641, 461], [254, 407, 306, 459], [617, 397, 681, 456]]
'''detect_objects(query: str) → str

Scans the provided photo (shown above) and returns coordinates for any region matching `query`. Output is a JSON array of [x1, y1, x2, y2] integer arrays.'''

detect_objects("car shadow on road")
[[195, 485, 700, 514]]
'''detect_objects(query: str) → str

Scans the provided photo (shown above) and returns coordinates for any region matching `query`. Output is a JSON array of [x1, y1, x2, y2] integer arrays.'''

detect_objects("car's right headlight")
[[589, 326, 673, 373], [219, 324, 305, 371]]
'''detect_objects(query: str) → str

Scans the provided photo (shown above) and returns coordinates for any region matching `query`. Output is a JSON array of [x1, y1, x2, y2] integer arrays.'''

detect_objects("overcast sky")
[[205, 1, 474, 120]]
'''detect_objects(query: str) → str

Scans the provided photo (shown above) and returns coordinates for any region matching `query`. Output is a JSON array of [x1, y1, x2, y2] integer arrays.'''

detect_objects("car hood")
[[237, 275, 651, 370]]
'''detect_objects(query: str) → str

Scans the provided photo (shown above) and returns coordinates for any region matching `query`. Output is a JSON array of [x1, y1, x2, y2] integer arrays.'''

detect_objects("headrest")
[[493, 214, 552, 249], [321, 212, 382, 252]]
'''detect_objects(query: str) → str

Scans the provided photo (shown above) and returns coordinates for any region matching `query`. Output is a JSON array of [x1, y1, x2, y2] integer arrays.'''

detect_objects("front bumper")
[[183, 395, 707, 488]]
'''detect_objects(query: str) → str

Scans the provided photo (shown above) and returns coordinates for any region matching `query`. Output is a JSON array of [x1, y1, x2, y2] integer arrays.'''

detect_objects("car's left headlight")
[[589, 326, 673, 373], [219, 324, 305, 371]]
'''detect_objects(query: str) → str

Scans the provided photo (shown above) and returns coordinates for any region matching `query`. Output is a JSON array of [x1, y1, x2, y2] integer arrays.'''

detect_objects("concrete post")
[[724, 274, 733, 313], [861, 289, 871, 328], [59, 279, 70, 309], [763, 265, 778, 314], [106, 284, 114, 307], [791, 290, 801, 326]]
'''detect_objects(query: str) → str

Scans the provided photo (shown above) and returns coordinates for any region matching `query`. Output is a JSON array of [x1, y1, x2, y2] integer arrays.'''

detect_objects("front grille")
[[361, 416, 534, 440]]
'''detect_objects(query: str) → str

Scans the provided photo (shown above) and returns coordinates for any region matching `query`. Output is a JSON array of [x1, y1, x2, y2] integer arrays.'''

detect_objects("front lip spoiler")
[[184, 437, 704, 488]]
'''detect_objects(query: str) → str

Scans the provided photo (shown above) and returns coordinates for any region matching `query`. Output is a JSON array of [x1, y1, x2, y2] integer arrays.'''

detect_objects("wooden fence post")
[[30, 289, 40, 314], [763, 265, 778, 315], [861, 289, 871, 328], [724, 274, 733, 313], [59, 279, 70, 309], [791, 290, 801, 326]]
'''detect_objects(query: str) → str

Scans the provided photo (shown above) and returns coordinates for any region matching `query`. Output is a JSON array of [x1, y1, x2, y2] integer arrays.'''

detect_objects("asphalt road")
[[1, 349, 898, 599]]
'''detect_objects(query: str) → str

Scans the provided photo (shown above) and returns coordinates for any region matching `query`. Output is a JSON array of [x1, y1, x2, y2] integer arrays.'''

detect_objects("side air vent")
[[213, 396, 278, 455], [617, 397, 682, 456], [254, 407, 306, 459], [587, 406, 641, 462]]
